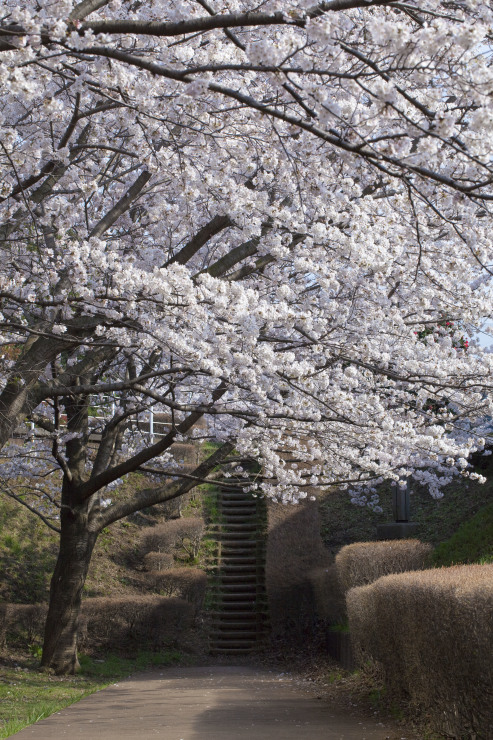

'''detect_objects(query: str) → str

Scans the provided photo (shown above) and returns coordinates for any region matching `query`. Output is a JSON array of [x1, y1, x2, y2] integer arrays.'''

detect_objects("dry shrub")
[[79, 595, 193, 652], [146, 568, 207, 613], [308, 564, 346, 625], [140, 518, 205, 562], [143, 551, 174, 572], [0, 603, 8, 648], [266, 501, 330, 640], [335, 539, 432, 595], [1, 603, 47, 647], [347, 564, 493, 739], [170, 443, 199, 469]]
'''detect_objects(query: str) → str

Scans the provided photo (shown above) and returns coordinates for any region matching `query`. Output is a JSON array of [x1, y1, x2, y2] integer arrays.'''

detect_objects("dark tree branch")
[[80, 1, 398, 38], [97, 439, 236, 529], [163, 214, 232, 267], [77, 382, 227, 500], [89, 170, 152, 238], [3, 489, 61, 533]]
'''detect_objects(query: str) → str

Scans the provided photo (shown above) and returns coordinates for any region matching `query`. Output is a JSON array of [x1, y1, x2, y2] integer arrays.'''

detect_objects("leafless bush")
[[266, 501, 330, 641], [0, 603, 7, 648], [146, 568, 207, 614], [335, 539, 433, 595], [308, 564, 346, 625], [79, 595, 193, 651], [347, 564, 493, 739], [1, 603, 47, 647], [143, 551, 174, 572], [140, 518, 205, 562]]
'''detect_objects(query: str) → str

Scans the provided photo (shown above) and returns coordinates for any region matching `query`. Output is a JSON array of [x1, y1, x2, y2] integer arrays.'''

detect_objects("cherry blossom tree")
[[1, 0, 493, 673]]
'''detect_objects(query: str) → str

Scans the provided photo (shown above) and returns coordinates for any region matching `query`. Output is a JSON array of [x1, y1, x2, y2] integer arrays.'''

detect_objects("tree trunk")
[[41, 501, 97, 674]]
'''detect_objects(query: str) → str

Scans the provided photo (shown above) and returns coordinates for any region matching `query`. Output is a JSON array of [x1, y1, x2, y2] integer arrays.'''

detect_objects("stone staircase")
[[209, 486, 268, 655]]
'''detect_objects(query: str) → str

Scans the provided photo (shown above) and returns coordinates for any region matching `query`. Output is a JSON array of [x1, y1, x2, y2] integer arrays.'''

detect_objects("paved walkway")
[[12, 666, 402, 739]]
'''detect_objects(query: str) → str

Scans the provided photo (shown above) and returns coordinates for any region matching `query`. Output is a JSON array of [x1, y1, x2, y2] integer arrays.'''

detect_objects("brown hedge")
[[143, 551, 174, 572], [347, 564, 493, 739], [0, 596, 193, 653], [335, 539, 433, 595], [79, 595, 193, 651], [140, 518, 205, 561], [146, 568, 207, 614], [0, 603, 47, 647]]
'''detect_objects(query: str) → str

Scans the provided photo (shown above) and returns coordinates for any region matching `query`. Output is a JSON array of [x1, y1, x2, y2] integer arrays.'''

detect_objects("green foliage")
[[0, 498, 58, 603], [319, 474, 493, 555], [432, 502, 493, 566], [78, 648, 184, 678], [201, 486, 221, 524], [328, 622, 350, 634]]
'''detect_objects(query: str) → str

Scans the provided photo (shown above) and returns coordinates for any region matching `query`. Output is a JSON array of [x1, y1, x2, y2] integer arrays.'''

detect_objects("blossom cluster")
[[0, 0, 492, 518]]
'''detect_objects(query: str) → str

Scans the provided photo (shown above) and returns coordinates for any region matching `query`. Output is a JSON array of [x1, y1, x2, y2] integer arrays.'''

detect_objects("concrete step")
[[209, 648, 257, 655], [210, 611, 259, 618], [211, 631, 259, 639], [220, 500, 257, 506], [210, 640, 257, 648], [220, 569, 259, 576], [221, 509, 257, 516], [221, 518, 258, 525], [220, 543, 258, 549], [211, 620, 259, 628], [221, 563, 258, 569], [221, 557, 258, 563]]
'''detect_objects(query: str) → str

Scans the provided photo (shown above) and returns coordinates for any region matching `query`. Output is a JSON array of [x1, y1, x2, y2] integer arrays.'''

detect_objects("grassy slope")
[[0, 499, 58, 604], [319, 466, 493, 556], [0, 486, 214, 604], [433, 501, 493, 566], [0, 496, 152, 604]]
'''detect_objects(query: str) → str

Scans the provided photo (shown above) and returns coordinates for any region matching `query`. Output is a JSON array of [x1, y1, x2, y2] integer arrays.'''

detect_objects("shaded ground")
[[11, 665, 415, 740]]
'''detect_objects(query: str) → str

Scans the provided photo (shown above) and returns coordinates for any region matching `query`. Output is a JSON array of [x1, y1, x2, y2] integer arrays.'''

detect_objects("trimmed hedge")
[[143, 551, 174, 572], [335, 539, 433, 595], [0, 603, 47, 648], [1, 596, 193, 653], [308, 564, 346, 625], [146, 568, 207, 614], [79, 595, 193, 651], [347, 564, 493, 739], [140, 518, 205, 562]]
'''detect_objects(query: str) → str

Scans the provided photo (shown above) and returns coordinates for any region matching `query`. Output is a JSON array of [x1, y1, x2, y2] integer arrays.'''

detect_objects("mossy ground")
[[433, 500, 493, 565], [319, 464, 493, 557], [0, 482, 218, 604]]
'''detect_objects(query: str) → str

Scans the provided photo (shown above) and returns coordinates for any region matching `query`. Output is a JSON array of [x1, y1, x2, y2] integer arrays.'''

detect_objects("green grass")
[[432, 501, 493, 566], [0, 497, 58, 604], [319, 471, 493, 555], [328, 622, 350, 634], [0, 650, 184, 738]]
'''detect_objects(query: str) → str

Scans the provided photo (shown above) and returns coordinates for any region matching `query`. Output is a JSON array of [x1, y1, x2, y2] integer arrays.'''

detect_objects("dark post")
[[376, 483, 419, 540]]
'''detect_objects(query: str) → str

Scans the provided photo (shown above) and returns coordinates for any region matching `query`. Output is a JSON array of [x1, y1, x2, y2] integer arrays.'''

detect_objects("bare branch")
[[97, 439, 236, 529]]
